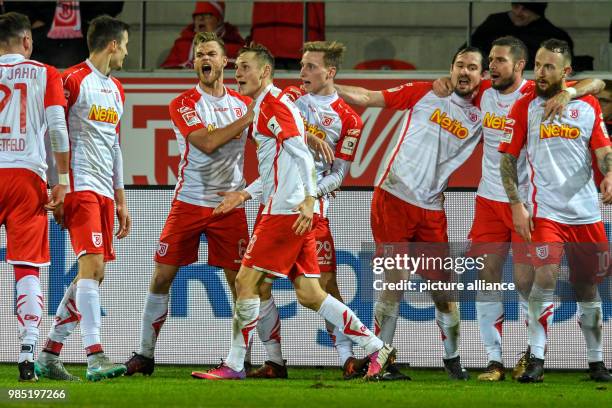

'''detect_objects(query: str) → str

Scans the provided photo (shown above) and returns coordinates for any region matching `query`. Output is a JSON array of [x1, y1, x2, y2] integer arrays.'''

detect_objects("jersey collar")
[[0, 54, 26, 64]]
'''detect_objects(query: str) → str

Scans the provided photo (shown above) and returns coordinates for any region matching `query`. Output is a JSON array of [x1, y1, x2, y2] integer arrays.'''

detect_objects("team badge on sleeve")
[[267, 116, 282, 136], [501, 118, 515, 143], [340, 129, 360, 156], [181, 110, 201, 127]]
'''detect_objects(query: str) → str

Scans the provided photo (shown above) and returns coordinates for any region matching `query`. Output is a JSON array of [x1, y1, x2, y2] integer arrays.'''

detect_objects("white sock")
[[256, 298, 283, 365], [76, 279, 102, 353], [333, 326, 354, 366], [374, 300, 400, 345], [226, 298, 260, 372], [577, 302, 603, 363], [519, 293, 530, 347], [47, 282, 79, 346], [436, 307, 460, 360], [317, 295, 383, 355], [16, 275, 43, 363], [138, 292, 169, 359], [476, 300, 504, 364], [528, 284, 554, 360]]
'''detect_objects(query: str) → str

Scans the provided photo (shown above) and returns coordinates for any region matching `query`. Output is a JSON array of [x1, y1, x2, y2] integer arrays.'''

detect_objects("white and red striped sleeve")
[[44, 65, 66, 108], [382, 81, 432, 111], [169, 90, 205, 138], [499, 92, 533, 157]]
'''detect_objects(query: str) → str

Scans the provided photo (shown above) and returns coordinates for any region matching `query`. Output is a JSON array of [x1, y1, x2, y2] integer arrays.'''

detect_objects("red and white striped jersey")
[[380, 82, 482, 210], [63, 60, 124, 199], [253, 84, 316, 214], [169, 84, 251, 207], [288, 87, 362, 216], [478, 80, 533, 202], [0, 54, 65, 180], [499, 91, 610, 224]]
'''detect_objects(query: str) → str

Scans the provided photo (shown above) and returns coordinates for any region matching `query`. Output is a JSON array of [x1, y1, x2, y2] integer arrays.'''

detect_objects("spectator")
[[598, 80, 612, 135], [466, 2, 574, 69], [250, 2, 324, 70], [161, 1, 244, 69], [2, 1, 123, 68]]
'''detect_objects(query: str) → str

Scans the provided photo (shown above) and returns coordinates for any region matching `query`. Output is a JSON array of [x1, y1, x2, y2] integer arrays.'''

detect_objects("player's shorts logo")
[[157, 242, 169, 257], [245, 235, 258, 258], [92, 233, 103, 248], [535, 245, 549, 260]]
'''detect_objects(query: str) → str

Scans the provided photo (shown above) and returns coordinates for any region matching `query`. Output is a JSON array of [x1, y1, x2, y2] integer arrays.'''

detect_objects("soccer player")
[[335, 47, 486, 380], [597, 80, 612, 135], [123, 32, 254, 376], [36, 15, 131, 382], [215, 41, 369, 380], [192, 44, 395, 381], [500, 39, 612, 383], [466, 36, 606, 381], [0, 11, 69, 382]]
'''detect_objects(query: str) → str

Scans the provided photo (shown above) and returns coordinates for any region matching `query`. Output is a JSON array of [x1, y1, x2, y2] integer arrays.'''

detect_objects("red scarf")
[[48, 1, 82, 39]]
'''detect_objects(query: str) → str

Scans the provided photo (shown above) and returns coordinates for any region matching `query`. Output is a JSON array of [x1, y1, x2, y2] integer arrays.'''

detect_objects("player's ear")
[[222, 55, 228, 69], [328, 66, 337, 80], [562, 65, 572, 78]]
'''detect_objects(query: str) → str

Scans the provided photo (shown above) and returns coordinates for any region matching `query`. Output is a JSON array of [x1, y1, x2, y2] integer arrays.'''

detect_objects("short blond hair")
[[193, 31, 226, 55], [237, 42, 275, 75], [303, 41, 346, 69]]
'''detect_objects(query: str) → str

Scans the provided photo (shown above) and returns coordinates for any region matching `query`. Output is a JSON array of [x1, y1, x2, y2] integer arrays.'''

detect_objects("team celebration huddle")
[[1, 9, 610, 386]]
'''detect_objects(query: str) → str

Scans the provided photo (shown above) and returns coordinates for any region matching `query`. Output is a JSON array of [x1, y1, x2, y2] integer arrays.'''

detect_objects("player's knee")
[[296, 286, 326, 311], [78, 254, 105, 281], [434, 300, 453, 314], [150, 263, 178, 293], [258, 281, 273, 301]]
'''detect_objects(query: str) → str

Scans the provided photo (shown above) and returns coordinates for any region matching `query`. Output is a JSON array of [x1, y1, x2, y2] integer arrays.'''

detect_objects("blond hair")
[[303, 41, 346, 69], [193, 31, 226, 55]]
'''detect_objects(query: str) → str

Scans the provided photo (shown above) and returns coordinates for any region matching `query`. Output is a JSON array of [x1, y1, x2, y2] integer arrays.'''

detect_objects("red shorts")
[[314, 216, 336, 273], [155, 200, 249, 269], [242, 214, 320, 281], [0, 169, 49, 266], [468, 195, 529, 264], [530, 218, 609, 284], [371, 188, 450, 281], [64, 191, 115, 262]]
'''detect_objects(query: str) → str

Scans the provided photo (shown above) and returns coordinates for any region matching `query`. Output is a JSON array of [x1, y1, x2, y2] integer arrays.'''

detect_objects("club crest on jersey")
[[429, 109, 469, 139], [535, 245, 549, 260], [88, 105, 119, 125], [469, 112, 479, 123], [322, 116, 334, 127], [92, 233, 103, 248], [234, 107, 243, 118], [540, 123, 580, 140], [569, 109, 579, 119], [157, 242, 169, 257]]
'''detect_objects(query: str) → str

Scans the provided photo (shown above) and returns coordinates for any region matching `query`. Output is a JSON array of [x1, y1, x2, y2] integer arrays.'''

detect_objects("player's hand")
[[511, 202, 533, 242], [292, 196, 315, 235], [214, 191, 251, 215], [306, 132, 334, 163], [432, 77, 453, 98], [45, 184, 67, 211], [600, 174, 612, 204], [115, 203, 131, 239], [245, 101, 255, 122], [53, 203, 65, 229], [543, 89, 571, 121]]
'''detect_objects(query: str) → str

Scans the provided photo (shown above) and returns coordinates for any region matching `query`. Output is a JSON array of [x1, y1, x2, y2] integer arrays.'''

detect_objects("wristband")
[[564, 87, 577, 98], [58, 173, 69, 186]]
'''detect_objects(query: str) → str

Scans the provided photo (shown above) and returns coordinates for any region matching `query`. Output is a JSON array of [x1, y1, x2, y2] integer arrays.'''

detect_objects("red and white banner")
[[118, 74, 483, 187]]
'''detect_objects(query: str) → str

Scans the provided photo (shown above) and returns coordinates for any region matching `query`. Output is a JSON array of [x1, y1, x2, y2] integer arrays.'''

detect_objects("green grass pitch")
[[0, 364, 609, 408]]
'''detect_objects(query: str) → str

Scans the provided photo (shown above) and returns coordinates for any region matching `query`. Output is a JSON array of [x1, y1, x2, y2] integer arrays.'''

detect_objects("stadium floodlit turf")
[[0, 364, 609, 407]]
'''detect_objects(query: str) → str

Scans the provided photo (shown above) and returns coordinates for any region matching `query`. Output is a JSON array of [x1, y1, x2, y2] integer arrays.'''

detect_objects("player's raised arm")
[[189, 105, 254, 154], [544, 78, 606, 120], [335, 84, 386, 107]]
